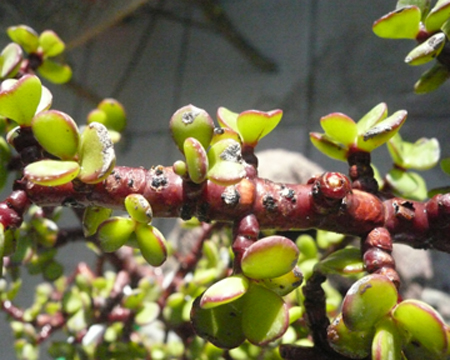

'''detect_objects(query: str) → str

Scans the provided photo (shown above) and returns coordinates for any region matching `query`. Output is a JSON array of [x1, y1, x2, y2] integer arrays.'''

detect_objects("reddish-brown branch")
[[6, 165, 450, 253]]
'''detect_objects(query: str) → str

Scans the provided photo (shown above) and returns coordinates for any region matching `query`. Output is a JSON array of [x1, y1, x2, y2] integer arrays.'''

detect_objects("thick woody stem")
[[5, 165, 450, 253]]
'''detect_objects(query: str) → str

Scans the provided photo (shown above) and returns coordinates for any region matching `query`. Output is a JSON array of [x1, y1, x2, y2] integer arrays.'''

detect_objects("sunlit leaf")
[[184, 137, 208, 184], [24, 160, 80, 186], [38, 59, 72, 84], [425, 0, 450, 32], [320, 112, 357, 146], [242, 283, 289, 345], [7, 25, 39, 53], [373, 6, 421, 39], [31, 110, 79, 160], [342, 274, 398, 331], [200, 275, 249, 309], [38, 30, 65, 57], [236, 109, 283, 146], [97, 217, 135, 252], [371, 316, 403, 360], [0, 43, 22, 79], [310, 132, 348, 161], [241, 236, 299, 279], [124, 194, 153, 224], [405, 33, 446, 66], [135, 223, 167, 266]]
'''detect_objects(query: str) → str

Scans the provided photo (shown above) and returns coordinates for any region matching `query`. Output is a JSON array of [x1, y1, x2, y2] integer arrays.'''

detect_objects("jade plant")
[[1, 7, 450, 359]]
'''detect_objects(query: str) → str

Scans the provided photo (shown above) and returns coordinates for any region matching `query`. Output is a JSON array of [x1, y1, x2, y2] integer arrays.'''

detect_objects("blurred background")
[[0, 1, 450, 358]]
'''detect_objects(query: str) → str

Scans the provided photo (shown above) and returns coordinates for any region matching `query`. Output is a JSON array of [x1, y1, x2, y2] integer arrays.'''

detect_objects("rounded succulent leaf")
[[217, 107, 239, 132], [387, 134, 440, 170], [24, 160, 80, 186], [414, 62, 450, 93], [96, 98, 127, 132], [357, 110, 407, 152], [242, 283, 289, 345], [392, 299, 448, 356], [7, 25, 39, 53], [310, 132, 348, 161], [296, 234, 318, 260], [38, 59, 72, 84], [236, 109, 283, 147], [405, 33, 446, 66], [82, 206, 113, 237], [135, 223, 167, 266], [386, 169, 427, 200], [0, 75, 42, 125], [371, 316, 403, 360], [170, 104, 214, 153], [372, 6, 421, 39], [191, 293, 246, 349], [356, 103, 388, 134], [315, 247, 364, 276], [124, 194, 153, 224], [78, 122, 116, 184], [184, 137, 208, 184], [210, 127, 241, 146], [327, 313, 373, 359], [425, 0, 450, 32], [207, 139, 245, 186], [97, 216, 135, 252], [135, 302, 160, 326], [0, 43, 23, 79], [38, 30, 65, 57], [320, 112, 357, 146], [241, 236, 299, 279], [122, 289, 146, 310], [31, 110, 79, 160], [43, 260, 64, 281], [260, 266, 303, 296], [172, 160, 187, 177], [200, 275, 249, 309], [342, 274, 398, 331]]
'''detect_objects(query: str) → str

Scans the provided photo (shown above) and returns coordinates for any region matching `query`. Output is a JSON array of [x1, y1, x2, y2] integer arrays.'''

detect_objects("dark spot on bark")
[[280, 186, 296, 203], [214, 127, 224, 135], [62, 197, 83, 208], [151, 176, 168, 189], [221, 187, 240, 206], [197, 202, 210, 223], [128, 179, 134, 187], [155, 166, 164, 176], [262, 194, 277, 211], [180, 204, 193, 221]]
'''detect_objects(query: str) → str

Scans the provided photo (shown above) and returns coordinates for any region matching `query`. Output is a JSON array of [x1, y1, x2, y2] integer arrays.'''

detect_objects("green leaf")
[[135, 302, 160, 326], [170, 104, 214, 153], [387, 134, 440, 170], [97, 217, 135, 252], [309, 132, 348, 161], [414, 62, 450, 93], [371, 316, 403, 360], [236, 109, 283, 147], [320, 112, 357, 146], [88, 98, 127, 132], [405, 32, 446, 65], [315, 247, 364, 275], [0, 43, 23, 79], [373, 6, 421, 39], [38, 59, 72, 84], [191, 293, 246, 349], [357, 103, 388, 134], [78, 122, 116, 184], [328, 313, 373, 359], [207, 139, 245, 186], [24, 160, 80, 186], [124, 194, 153, 224], [184, 137, 208, 184], [200, 275, 250, 309], [392, 299, 448, 356], [242, 283, 289, 345], [241, 236, 299, 279], [38, 30, 65, 57], [7, 25, 39, 53], [82, 206, 113, 237], [425, 0, 450, 32], [386, 169, 428, 200], [396, 0, 431, 18], [135, 223, 167, 266], [0, 75, 42, 125], [357, 110, 407, 152], [342, 274, 398, 331], [259, 266, 303, 296], [31, 110, 79, 160], [217, 107, 239, 133], [210, 126, 241, 146], [441, 157, 450, 174]]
